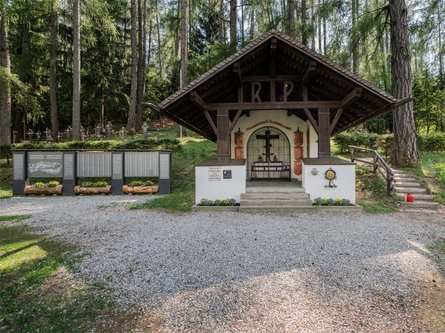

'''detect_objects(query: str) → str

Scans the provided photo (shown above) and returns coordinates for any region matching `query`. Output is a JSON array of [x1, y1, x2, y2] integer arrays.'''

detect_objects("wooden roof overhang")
[[148, 30, 403, 142]]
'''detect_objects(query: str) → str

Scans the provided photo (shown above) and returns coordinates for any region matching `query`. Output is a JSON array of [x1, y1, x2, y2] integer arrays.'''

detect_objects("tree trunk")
[[219, 0, 225, 42], [322, 0, 326, 54], [180, 0, 188, 87], [0, 2, 11, 144], [136, 0, 147, 130], [128, 0, 138, 130], [289, 0, 295, 37], [250, 2, 254, 40], [301, 0, 307, 45], [318, 0, 321, 52], [241, 0, 244, 45], [311, 0, 315, 49], [72, 0, 81, 141], [389, 0, 420, 166], [351, 0, 358, 73], [156, 0, 163, 79], [229, 0, 237, 52], [50, 0, 59, 137], [438, 0, 443, 85], [174, 0, 180, 58]]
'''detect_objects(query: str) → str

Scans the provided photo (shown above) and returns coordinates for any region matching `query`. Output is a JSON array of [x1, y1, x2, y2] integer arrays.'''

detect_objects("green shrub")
[[418, 132, 445, 152], [434, 163, 445, 185]]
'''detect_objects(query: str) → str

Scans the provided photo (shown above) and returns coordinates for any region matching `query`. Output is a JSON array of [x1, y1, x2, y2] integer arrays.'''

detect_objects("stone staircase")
[[392, 169, 440, 213], [239, 182, 314, 213]]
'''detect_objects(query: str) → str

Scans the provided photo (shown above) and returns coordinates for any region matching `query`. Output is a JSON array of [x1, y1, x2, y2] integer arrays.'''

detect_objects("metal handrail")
[[348, 145, 395, 195]]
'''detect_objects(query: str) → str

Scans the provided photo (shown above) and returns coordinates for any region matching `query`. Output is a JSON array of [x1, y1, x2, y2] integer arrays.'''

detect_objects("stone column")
[[158, 151, 171, 194], [63, 151, 76, 195], [112, 152, 124, 194], [12, 151, 27, 196]]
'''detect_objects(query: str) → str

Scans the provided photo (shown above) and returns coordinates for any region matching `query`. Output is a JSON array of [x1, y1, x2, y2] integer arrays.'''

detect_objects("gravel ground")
[[1, 196, 444, 332]]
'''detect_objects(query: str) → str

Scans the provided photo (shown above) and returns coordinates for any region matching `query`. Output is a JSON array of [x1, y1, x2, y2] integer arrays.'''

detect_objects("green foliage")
[[199, 198, 237, 206], [131, 191, 195, 212], [434, 164, 445, 185], [0, 225, 124, 331], [128, 180, 154, 186], [80, 181, 109, 188], [32, 182, 46, 188], [313, 198, 351, 206], [357, 199, 400, 214], [0, 215, 31, 221], [417, 132, 445, 152], [47, 181, 59, 188]]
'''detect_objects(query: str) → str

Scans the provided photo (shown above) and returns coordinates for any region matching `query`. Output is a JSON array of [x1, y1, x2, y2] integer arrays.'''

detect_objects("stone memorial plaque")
[[77, 152, 112, 177], [125, 152, 159, 177], [208, 167, 221, 181], [28, 152, 63, 178]]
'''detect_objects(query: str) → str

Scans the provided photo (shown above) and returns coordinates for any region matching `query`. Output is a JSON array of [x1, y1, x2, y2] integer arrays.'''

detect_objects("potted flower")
[[74, 180, 111, 195], [123, 180, 159, 194], [24, 180, 63, 195]]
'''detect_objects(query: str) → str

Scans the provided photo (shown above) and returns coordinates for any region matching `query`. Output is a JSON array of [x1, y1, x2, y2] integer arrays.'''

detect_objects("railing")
[[348, 145, 394, 195]]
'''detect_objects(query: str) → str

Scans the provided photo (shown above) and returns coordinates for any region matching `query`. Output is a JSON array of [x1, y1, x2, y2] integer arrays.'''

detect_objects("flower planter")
[[122, 185, 159, 194], [74, 185, 111, 195], [24, 185, 63, 195]]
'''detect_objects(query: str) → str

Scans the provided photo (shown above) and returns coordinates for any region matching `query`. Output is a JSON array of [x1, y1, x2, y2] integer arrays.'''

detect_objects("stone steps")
[[240, 199, 313, 207], [391, 168, 439, 212], [241, 192, 310, 200], [394, 186, 427, 194], [245, 186, 306, 193], [395, 193, 436, 201], [400, 201, 440, 209], [239, 206, 316, 213], [393, 182, 421, 187]]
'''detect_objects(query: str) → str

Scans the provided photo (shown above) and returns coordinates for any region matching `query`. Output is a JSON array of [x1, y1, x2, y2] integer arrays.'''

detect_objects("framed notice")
[[208, 167, 221, 181]]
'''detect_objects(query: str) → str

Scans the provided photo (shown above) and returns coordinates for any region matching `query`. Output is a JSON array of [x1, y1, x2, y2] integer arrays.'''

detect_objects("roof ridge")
[[158, 30, 396, 109]]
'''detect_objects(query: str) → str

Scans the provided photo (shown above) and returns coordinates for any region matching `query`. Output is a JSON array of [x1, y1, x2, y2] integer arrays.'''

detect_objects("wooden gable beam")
[[302, 86, 319, 133], [233, 62, 242, 83], [190, 91, 217, 135], [341, 87, 362, 108], [329, 108, 343, 134], [296, 61, 317, 99]]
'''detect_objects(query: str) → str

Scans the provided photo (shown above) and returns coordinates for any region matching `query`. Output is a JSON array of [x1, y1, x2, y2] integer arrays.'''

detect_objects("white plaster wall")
[[230, 110, 318, 180], [302, 162, 356, 203], [195, 165, 246, 204]]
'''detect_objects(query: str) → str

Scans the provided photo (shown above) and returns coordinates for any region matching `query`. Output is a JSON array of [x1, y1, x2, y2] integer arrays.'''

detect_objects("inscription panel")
[[77, 152, 112, 177], [28, 152, 63, 178], [112, 153, 123, 179], [125, 152, 159, 177]]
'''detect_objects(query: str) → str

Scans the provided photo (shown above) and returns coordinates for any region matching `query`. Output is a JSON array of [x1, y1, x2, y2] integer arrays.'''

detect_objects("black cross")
[[256, 130, 279, 161]]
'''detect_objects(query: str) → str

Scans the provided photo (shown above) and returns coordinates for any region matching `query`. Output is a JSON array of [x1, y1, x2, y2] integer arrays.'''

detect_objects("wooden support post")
[[317, 107, 331, 158], [217, 109, 230, 160]]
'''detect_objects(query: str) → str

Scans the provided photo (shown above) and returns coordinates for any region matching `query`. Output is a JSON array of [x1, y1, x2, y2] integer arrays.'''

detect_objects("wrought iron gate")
[[247, 126, 291, 179]]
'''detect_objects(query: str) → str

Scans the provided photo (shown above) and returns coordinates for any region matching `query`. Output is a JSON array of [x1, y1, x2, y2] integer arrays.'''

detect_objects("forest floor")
[[0, 197, 444, 332]]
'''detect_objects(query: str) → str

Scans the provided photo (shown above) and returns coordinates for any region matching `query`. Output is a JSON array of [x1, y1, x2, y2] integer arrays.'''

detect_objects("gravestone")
[[142, 122, 149, 139], [119, 127, 127, 141], [81, 126, 86, 141], [12, 131, 17, 144], [66, 126, 72, 140], [106, 121, 112, 138], [26, 129, 34, 142], [36, 131, 42, 143]]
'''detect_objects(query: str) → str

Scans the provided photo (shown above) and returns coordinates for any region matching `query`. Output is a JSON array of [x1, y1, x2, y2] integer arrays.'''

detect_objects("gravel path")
[[1, 196, 444, 332]]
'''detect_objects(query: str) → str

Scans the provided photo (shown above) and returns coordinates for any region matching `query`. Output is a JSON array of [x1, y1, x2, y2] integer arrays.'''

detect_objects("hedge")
[[333, 132, 445, 154], [0, 135, 182, 161]]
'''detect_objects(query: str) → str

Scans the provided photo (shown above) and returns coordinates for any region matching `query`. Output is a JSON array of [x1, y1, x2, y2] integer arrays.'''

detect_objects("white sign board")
[[208, 167, 221, 181]]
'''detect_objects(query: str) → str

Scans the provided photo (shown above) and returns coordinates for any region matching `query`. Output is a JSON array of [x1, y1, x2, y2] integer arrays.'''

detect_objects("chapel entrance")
[[246, 126, 291, 180]]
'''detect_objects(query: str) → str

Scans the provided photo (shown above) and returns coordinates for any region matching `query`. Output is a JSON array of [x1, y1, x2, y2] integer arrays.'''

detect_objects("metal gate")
[[246, 126, 291, 179]]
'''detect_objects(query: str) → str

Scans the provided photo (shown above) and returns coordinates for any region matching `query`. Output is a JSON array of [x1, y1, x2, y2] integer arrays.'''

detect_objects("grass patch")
[[0, 158, 12, 198], [357, 199, 399, 214], [0, 215, 31, 221], [130, 191, 195, 212], [0, 225, 129, 332], [132, 137, 216, 212], [429, 239, 445, 256], [355, 165, 401, 213]]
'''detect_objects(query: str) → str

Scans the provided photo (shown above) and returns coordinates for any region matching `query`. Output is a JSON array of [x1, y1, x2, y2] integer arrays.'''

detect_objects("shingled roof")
[[154, 30, 401, 141]]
